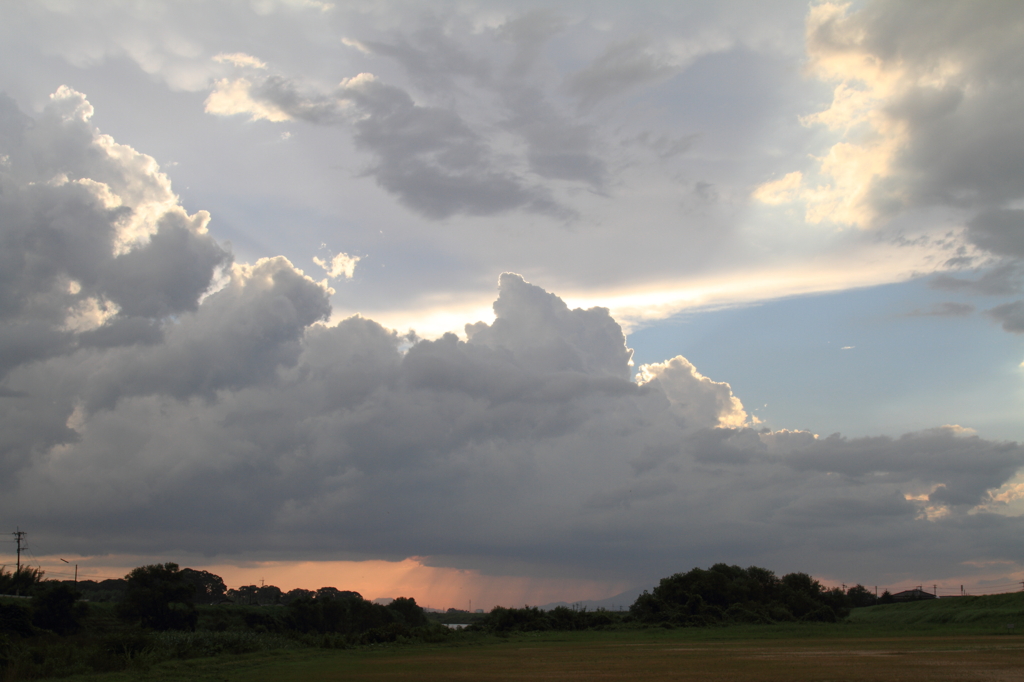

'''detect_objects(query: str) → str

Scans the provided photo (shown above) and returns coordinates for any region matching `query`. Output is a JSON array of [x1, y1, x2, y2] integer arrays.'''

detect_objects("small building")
[[892, 588, 936, 602]]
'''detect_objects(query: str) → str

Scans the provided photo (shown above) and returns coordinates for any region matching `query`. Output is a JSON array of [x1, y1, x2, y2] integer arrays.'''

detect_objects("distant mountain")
[[538, 586, 645, 613]]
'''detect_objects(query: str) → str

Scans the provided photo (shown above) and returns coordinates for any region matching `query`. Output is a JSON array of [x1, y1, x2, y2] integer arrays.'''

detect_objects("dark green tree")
[[386, 596, 429, 627], [282, 588, 314, 605], [179, 568, 227, 604], [0, 565, 44, 596], [629, 564, 849, 626], [116, 563, 197, 631], [32, 582, 88, 635], [846, 584, 877, 608]]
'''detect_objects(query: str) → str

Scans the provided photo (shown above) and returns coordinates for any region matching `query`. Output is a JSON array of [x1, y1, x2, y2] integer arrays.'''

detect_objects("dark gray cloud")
[[340, 77, 568, 219], [211, 71, 570, 220], [497, 9, 568, 75], [500, 85, 607, 188], [623, 131, 699, 160], [2, 89, 1023, 588], [966, 209, 1024, 260], [565, 36, 676, 112], [987, 301, 1024, 334], [360, 27, 491, 93], [931, 264, 1022, 296]]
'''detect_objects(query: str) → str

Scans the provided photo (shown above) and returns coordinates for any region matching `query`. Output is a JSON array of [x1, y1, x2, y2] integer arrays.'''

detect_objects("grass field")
[[35, 625, 1024, 682], [19, 592, 1024, 681], [33, 629, 1024, 682]]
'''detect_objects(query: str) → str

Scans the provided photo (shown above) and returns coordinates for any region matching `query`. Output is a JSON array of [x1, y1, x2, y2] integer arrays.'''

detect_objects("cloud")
[[635, 356, 748, 429], [966, 209, 1024, 260], [314, 251, 360, 280], [213, 52, 267, 70], [987, 301, 1024, 334], [931, 264, 1022, 296], [500, 86, 607, 188], [565, 36, 677, 112], [0, 87, 230, 381], [205, 68, 569, 220], [358, 27, 491, 93], [755, 1, 1024, 230], [205, 78, 292, 122], [3, 89, 1024, 590], [906, 302, 975, 318], [497, 9, 568, 74]]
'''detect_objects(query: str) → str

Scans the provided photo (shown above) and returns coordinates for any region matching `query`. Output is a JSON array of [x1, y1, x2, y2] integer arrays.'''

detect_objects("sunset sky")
[[2, 0, 1024, 608]]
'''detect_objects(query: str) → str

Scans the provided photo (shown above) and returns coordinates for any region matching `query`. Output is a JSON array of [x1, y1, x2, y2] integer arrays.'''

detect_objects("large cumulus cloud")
[[2, 89, 1024, 587]]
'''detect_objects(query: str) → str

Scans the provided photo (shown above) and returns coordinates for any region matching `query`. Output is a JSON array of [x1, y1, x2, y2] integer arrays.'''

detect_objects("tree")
[[0, 565, 44, 596], [32, 582, 88, 635], [179, 568, 227, 604], [629, 564, 850, 626], [846, 584, 877, 608], [387, 597, 428, 627], [257, 584, 283, 605], [116, 563, 197, 631], [282, 588, 314, 605]]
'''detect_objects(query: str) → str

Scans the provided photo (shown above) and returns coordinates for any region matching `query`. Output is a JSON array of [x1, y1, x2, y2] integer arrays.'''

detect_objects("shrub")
[[32, 582, 88, 635]]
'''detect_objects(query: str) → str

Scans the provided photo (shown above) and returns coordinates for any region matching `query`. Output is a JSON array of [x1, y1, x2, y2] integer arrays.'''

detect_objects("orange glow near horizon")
[[2, 553, 629, 611]]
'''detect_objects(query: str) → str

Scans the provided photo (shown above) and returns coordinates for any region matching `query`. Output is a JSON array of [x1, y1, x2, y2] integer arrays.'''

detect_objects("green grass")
[[847, 592, 1024, 631]]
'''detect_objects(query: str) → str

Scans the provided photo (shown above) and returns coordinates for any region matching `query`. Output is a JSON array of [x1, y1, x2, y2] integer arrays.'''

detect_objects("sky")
[[2, 0, 1024, 608]]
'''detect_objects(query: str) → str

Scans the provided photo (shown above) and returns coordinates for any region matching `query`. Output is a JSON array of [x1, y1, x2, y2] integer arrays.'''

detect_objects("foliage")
[[629, 564, 850, 626], [847, 584, 878, 608], [116, 563, 198, 631], [179, 568, 227, 605], [0, 565, 44, 596], [72, 578, 127, 603], [32, 582, 89, 635], [0, 600, 34, 637], [471, 605, 619, 633], [282, 588, 314, 604], [387, 597, 430, 627]]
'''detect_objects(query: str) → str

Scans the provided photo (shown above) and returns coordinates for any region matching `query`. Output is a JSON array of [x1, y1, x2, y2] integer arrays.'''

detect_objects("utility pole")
[[12, 529, 26, 572], [60, 558, 78, 583]]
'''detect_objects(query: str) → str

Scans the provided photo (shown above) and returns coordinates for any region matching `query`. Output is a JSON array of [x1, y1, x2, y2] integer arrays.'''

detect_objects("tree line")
[[2, 561, 899, 678]]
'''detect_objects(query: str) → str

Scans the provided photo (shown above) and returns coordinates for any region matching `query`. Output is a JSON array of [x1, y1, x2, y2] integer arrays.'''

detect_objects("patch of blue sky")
[[628, 276, 1024, 442]]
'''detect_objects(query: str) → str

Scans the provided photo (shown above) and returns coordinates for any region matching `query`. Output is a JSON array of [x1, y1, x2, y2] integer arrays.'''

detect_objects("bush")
[[32, 582, 88, 635], [0, 601, 34, 637], [0, 566, 44, 596]]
